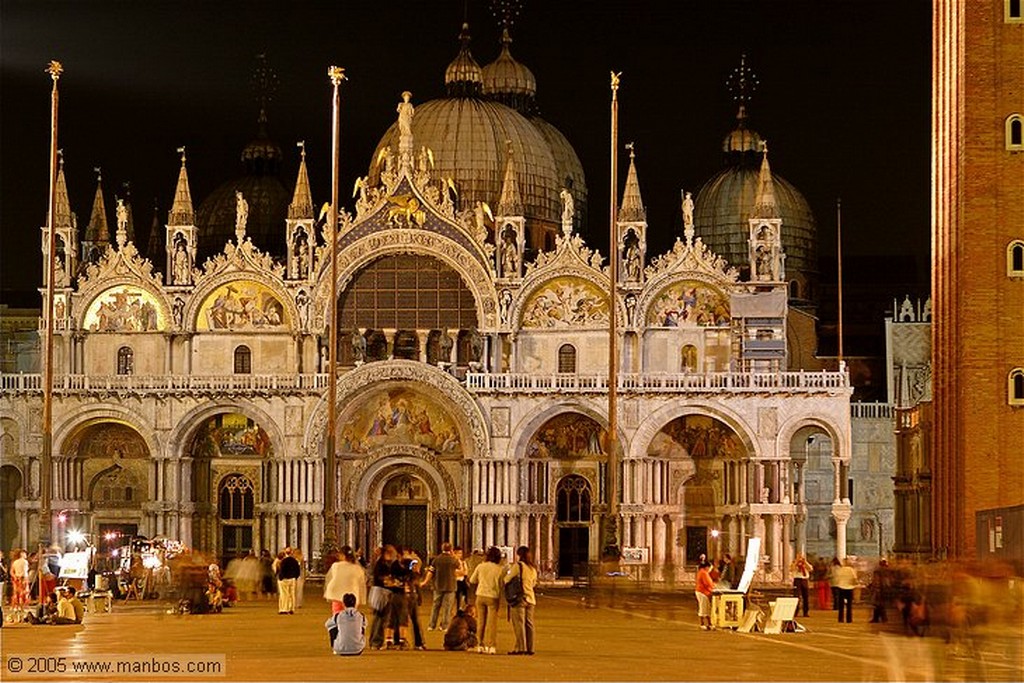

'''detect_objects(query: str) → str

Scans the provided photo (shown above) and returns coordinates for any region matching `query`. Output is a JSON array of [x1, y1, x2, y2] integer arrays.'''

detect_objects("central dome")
[[369, 24, 583, 251]]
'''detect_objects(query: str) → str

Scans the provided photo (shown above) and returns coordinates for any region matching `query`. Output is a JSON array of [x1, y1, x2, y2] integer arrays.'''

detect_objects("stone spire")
[[52, 152, 74, 229], [497, 146, 523, 216], [752, 142, 779, 219], [618, 144, 646, 222], [84, 167, 110, 243], [288, 141, 314, 220], [168, 147, 195, 225]]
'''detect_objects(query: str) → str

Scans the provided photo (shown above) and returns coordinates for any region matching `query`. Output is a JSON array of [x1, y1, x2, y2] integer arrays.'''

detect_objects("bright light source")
[[66, 529, 86, 545], [142, 554, 162, 570], [112, 550, 119, 557], [58, 513, 67, 524], [104, 532, 117, 541], [710, 529, 720, 538]]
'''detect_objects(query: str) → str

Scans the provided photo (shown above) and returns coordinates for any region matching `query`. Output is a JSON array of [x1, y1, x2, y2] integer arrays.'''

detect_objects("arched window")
[[681, 345, 698, 372], [558, 344, 577, 373], [116, 346, 134, 375], [1008, 240, 1024, 276], [789, 280, 801, 300], [233, 345, 252, 374], [1007, 115, 1024, 150], [218, 473, 255, 521], [1010, 368, 1024, 406], [556, 475, 592, 523]]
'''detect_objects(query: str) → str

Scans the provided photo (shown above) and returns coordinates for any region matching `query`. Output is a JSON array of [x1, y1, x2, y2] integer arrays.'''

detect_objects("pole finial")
[[610, 70, 621, 92], [328, 65, 347, 86], [46, 60, 63, 81], [177, 146, 186, 164]]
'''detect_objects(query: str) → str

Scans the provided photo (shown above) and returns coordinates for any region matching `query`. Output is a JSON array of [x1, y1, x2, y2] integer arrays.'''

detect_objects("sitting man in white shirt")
[[325, 593, 365, 656]]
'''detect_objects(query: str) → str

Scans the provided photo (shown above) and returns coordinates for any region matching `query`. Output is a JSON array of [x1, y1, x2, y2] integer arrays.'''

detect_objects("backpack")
[[503, 562, 524, 607]]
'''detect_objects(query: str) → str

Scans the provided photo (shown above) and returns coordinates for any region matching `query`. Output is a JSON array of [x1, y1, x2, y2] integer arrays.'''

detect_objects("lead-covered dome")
[[370, 25, 567, 247], [695, 109, 817, 304]]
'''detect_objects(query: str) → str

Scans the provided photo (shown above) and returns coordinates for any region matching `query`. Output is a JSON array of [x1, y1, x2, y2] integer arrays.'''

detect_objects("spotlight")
[[66, 529, 86, 546]]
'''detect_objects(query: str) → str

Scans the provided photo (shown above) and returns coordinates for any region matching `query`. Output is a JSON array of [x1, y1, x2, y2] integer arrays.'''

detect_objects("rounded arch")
[[78, 282, 171, 333], [628, 401, 757, 461], [54, 405, 160, 461], [315, 232, 498, 332], [166, 400, 286, 462], [511, 268, 627, 331], [344, 446, 459, 511], [509, 399, 626, 461], [188, 275, 296, 333], [638, 276, 731, 328], [776, 414, 848, 462], [304, 360, 490, 459]]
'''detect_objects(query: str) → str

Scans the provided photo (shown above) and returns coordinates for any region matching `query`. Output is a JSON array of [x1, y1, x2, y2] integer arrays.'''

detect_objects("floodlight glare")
[[67, 529, 86, 545]]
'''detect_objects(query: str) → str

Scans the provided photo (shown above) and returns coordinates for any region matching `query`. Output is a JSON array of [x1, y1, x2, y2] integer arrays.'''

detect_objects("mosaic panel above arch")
[[83, 285, 165, 332], [190, 413, 273, 458], [196, 280, 290, 331], [647, 415, 746, 460], [646, 280, 730, 327], [527, 413, 607, 460], [521, 276, 610, 328], [64, 422, 149, 460], [337, 386, 464, 457]]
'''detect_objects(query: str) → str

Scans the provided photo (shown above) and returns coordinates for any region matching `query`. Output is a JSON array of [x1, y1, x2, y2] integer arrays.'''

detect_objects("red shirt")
[[696, 567, 715, 597]]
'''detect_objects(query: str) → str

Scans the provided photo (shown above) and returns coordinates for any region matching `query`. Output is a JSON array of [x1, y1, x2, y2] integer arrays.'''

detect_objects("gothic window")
[[218, 473, 255, 521], [1010, 368, 1024, 406], [1008, 240, 1024, 276], [1007, 115, 1024, 150], [234, 345, 252, 374], [558, 344, 577, 373], [116, 346, 134, 375], [556, 474, 591, 523]]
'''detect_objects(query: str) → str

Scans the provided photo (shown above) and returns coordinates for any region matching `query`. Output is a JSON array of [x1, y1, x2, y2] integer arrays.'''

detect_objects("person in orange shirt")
[[694, 561, 716, 631]]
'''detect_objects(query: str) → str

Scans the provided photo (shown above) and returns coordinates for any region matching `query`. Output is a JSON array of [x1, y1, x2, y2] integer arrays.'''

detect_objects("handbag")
[[368, 585, 390, 612], [503, 562, 524, 607]]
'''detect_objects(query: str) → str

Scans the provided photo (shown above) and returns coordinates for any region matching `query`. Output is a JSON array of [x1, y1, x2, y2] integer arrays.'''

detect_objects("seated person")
[[25, 593, 59, 625], [443, 605, 478, 651], [325, 593, 366, 656], [51, 587, 84, 625]]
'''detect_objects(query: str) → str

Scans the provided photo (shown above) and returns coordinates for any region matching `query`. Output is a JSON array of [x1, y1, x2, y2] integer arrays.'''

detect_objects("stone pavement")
[[2, 587, 1021, 682]]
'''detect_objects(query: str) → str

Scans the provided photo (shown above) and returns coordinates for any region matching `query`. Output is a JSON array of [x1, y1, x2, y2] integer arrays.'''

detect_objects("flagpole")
[[323, 65, 346, 559], [605, 71, 621, 558], [40, 60, 62, 605], [836, 198, 844, 369]]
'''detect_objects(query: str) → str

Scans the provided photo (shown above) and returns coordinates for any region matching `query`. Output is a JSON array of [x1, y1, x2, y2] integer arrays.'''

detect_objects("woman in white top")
[[324, 546, 367, 613], [469, 546, 504, 654], [505, 545, 538, 655]]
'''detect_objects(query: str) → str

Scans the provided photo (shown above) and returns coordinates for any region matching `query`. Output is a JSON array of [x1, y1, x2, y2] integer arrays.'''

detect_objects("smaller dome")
[[722, 105, 762, 154], [482, 29, 537, 112], [445, 24, 483, 96]]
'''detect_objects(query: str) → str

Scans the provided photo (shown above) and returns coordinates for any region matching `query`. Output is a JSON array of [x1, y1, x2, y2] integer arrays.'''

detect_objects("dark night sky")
[[1, 0, 932, 308]]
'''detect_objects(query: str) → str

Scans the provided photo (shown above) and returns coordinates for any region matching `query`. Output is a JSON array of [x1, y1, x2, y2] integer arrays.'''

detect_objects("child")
[[443, 605, 478, 651]]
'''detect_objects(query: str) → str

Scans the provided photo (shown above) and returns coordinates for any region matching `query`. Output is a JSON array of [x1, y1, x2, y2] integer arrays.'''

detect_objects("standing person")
[[469, 546, 504, 654], [717, 554, 735, 589], [694, 560, 715, 630], [368, 546, 398, 650], [401, 547, 426, 650], [324, 546, 367, 613], [833, 557, 859, 623], [10, 549, 29, 621], [792, 555, 811, 618], [292, 548, 306, 609], [276, 548, 301, 615], [453, 546, 469, 610], [325, 593, 366, 656], [829, 557, 842, 611], [870, 558, 893, 623], [813, 557, 831, 610], [505, 546, 538, 655], [421, 542, 458, 632], [259, 549, 276, 600], [0, 549, 8, 625]]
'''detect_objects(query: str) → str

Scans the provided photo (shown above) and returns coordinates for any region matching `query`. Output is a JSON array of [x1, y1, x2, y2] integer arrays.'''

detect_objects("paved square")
[[2, 588, 1022, 682]]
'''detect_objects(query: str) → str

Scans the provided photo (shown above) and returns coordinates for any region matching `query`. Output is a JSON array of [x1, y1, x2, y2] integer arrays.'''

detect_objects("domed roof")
[[371, 97, 561, 232], [445, 24, 484, 95], [196, 127, 289, 263], [531, 115, 587, 231], [722, 107, 762, 154], [482, 29, 537, 111], [694, 159, 817, 287]]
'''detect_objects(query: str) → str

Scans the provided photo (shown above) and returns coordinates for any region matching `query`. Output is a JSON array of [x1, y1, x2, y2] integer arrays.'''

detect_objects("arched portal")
[[555, 475, 592, 577], [380, 472, 430, 561], [187, 412, 272, 556]]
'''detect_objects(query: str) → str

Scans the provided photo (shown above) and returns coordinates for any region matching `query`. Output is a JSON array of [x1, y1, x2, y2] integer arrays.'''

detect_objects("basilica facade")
[[0, 32, 854, 583]]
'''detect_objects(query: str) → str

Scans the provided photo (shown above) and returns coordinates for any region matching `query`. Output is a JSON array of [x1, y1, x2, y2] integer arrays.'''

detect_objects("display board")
[[735, 537, 761, 594]]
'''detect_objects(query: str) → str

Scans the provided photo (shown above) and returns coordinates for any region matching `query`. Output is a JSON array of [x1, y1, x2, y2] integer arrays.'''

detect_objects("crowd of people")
[[321, 542, 538, 657]]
